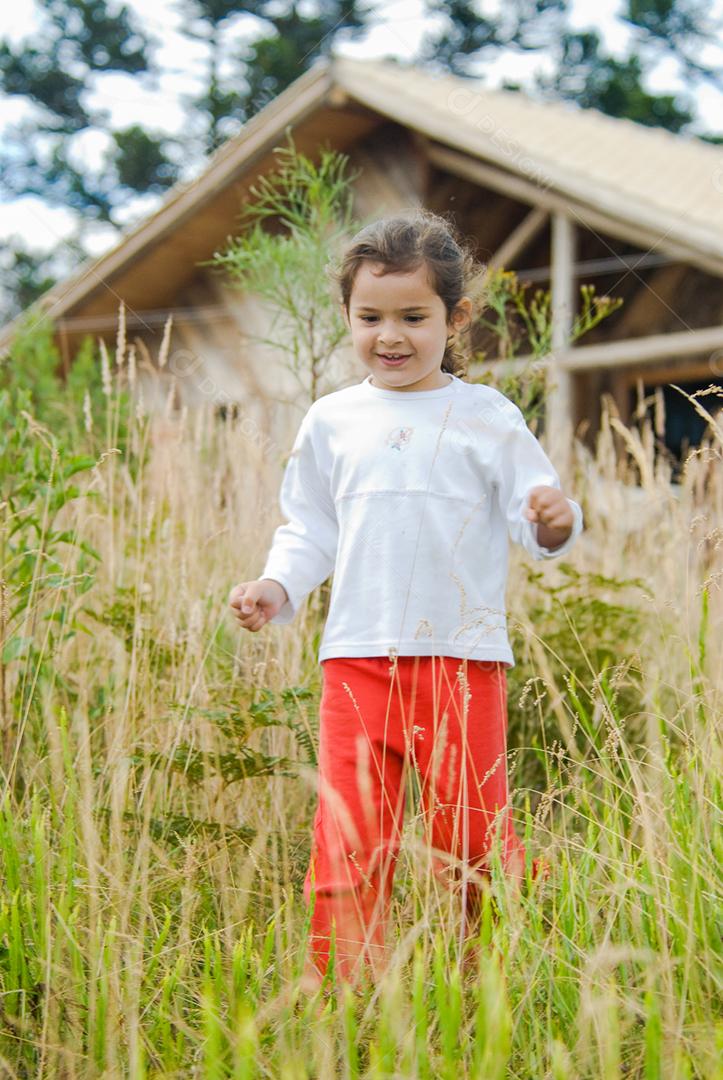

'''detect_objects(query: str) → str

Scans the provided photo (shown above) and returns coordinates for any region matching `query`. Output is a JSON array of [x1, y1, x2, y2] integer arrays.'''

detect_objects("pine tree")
[[420, 0, 721, 136], [418, 0, 568, 72], [0, 0, 179, 222], [0, 0, 373, 318], [537, 29, 695, 132], [177, 1, 372, 152]]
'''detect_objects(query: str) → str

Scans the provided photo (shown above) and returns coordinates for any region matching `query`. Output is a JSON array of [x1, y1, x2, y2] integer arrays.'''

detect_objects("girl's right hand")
[[228, 579, 289, 632]]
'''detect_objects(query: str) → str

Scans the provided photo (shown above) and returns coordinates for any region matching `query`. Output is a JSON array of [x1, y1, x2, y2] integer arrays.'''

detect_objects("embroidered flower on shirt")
[[386, 426, 414, 451]]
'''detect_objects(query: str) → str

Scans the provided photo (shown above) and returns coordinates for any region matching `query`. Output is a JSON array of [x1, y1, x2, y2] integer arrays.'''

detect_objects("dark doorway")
[[630, 377, 721, 480]]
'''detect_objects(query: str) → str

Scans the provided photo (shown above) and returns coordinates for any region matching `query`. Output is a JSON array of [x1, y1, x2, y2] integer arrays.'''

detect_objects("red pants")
[[302, 655, 528, 981]]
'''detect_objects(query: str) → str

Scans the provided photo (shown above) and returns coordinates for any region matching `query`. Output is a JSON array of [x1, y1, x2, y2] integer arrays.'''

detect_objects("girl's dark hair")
[[328, 208, 485, 377]]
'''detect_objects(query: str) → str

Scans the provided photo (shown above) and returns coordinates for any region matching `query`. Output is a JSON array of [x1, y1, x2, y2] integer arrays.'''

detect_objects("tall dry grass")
[[0, 328, 720, 1078]]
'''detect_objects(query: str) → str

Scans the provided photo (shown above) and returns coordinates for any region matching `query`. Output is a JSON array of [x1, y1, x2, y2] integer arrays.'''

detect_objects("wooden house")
[[2, 54, 722, 462]]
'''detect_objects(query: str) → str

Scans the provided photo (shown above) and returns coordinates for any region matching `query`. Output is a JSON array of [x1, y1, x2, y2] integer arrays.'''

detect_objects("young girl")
[[229, 209, 583, 991]]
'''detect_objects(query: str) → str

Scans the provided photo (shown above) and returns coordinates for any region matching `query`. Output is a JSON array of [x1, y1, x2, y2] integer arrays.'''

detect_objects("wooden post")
[[548, 212, 576, 473], [487, 207, 548, 271], [471, 323, 723, 375]]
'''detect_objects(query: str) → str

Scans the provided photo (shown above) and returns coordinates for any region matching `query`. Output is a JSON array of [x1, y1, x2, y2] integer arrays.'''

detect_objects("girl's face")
[[342, 261, 472, 392]]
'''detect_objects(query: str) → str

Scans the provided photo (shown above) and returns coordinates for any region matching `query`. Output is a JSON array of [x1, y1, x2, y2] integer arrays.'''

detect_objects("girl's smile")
[[342, 261, 472, 392], [378, 353, 411, 366]]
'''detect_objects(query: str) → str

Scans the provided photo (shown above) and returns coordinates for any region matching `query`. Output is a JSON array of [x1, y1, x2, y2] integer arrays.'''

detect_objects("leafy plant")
[[0, 387, 100, 789], [206, 134, 360, 405], [470, 269, 623, 428], [136, 743, 294, 783], [478, 269, 622, 362], [150, 688, 318, 781], [507, 562, 654, 794]]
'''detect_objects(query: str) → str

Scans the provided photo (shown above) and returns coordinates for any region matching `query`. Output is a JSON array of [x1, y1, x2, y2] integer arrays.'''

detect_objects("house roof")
[[334, 56, 723, 266], [3, 54, 722, 349]]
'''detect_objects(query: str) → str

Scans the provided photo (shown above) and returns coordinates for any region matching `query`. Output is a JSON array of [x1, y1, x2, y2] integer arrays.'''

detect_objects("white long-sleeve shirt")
[[261, 373, 583, 667]]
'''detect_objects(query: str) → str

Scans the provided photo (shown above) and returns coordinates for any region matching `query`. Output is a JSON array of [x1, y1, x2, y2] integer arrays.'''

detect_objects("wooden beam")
[[565, 324, 723, 371], [470, 322, 723, 375], [512, 250, 674, 284], [547, 213, 576, 464], [487, 207, 548, 270], [54, 304, 234, 333], [618, 358, 721, 387], [426, 143, 723, 280], [427, 143, 561, 214], [552, 213, 575, 355]]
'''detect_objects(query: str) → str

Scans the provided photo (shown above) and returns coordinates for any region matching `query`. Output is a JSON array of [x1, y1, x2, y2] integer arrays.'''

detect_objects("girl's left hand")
[[524, 485, 574, 530]]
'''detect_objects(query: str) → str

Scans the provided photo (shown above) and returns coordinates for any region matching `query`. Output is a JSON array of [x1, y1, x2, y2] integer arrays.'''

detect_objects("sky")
[[1, 0, 722, 266]]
